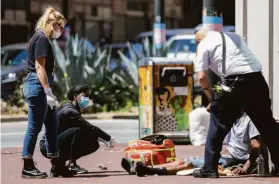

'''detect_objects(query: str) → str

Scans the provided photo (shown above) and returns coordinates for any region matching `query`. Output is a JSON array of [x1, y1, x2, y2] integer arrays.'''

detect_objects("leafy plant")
[[115, 38, 170, 109], [53, 35, 139, 112]]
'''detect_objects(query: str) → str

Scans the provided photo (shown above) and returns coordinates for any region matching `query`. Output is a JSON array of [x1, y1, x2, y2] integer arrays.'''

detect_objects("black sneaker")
[[22, 160, 48, 179], [193, 168, 219, 178], [68, 164, 88, 174]]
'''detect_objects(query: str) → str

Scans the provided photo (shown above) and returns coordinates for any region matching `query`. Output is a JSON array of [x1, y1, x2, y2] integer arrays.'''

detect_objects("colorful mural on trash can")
[[139, 60, 194, 138], [139, 66, 154, 137], [154, 64, 193, 133]]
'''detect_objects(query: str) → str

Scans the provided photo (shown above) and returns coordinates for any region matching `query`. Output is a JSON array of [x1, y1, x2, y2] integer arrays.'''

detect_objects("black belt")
[[225, 72, 261, 80]]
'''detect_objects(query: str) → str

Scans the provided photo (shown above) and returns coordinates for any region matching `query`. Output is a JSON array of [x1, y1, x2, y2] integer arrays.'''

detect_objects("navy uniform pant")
[[204, 72, 279, 171]]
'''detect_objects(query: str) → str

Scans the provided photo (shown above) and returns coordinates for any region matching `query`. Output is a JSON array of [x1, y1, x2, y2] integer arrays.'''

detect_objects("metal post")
[[202, 0, 230, 143], [201, 0, 220, 105], [153, 0, 166, 57], [202, 0, 222, 88], [202, 0, 222, 31]]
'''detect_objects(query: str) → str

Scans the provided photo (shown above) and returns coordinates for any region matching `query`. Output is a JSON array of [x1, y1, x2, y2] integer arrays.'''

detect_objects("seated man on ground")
[[40, 85, 116, 176], [122, 112, 267, 177]]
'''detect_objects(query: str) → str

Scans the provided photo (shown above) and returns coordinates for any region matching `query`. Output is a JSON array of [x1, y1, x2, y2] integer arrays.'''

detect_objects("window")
[[1, 49, 27, 67], [127, 0, 148, 11], [4, 10, 14, 21], [99, 6, 112, 18], [168, 39, 197, 54], [91, 6, 97, 16], [15, 10, 26, 22]]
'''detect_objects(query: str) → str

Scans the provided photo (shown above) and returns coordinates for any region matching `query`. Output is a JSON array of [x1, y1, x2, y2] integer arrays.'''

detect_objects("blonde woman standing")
[[22, 7, 75, 178]]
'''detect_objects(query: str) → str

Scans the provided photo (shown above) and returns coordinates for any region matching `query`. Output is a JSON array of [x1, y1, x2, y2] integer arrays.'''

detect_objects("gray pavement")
[[1, 120, 279, 184], [1, 144, 278, 184], [1, 120, 138, 148]]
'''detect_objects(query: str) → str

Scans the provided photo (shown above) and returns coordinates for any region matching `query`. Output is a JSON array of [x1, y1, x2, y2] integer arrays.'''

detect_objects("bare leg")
[[165, 162, 194, 175], [153, 159, 185, 168], [135, 160, 194, 176]]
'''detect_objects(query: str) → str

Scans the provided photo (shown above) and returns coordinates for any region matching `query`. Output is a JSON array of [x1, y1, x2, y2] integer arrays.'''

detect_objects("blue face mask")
[[78, 96, 89, 109]]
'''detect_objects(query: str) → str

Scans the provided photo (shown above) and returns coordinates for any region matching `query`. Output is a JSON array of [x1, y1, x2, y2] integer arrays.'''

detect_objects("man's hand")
[[199, 71, 213, 101], [206, 103, 211, 112], [232, 167, 247, 175]]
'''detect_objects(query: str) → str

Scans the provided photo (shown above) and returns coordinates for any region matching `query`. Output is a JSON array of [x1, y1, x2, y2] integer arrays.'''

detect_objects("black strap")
[[220, 32, 226, 81]]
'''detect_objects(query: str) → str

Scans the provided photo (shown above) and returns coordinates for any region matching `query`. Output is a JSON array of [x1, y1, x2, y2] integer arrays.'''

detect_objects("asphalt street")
[[1, 119, 138, 148]]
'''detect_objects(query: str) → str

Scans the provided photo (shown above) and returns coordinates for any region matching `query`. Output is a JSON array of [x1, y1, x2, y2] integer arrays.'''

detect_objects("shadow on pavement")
[[74, 172, 129, 178], [85, 170, 126, 174]]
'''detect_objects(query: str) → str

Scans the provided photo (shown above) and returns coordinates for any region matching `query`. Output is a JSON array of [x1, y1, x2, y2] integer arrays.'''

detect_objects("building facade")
[[235, 0, 279, 121], [1, 0, 235, 45]]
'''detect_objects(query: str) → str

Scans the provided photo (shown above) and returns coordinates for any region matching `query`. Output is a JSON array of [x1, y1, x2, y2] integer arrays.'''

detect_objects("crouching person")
[[122, 112, 267, 177], [40, 85, 116, 176]]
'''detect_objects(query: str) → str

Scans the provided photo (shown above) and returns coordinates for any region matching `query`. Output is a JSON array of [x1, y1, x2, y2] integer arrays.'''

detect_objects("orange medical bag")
[[124, 135, 176, 166]]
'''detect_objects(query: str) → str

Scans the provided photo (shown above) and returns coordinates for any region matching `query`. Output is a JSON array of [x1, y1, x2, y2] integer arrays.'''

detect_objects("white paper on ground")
[[176, 168, 199, 176]]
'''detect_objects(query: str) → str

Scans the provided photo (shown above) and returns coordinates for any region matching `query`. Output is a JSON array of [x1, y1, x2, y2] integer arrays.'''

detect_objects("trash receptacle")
[[138, 57, 194, 142]]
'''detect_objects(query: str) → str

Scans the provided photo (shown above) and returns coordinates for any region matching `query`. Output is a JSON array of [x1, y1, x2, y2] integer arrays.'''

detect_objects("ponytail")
[[35, 6, 66, 38], [35, 6, 55, 31]]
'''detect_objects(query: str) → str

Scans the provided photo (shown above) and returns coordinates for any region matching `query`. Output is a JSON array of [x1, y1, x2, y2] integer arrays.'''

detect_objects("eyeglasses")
[[54, 22, 65, 32], [58, 24, 64, 32]]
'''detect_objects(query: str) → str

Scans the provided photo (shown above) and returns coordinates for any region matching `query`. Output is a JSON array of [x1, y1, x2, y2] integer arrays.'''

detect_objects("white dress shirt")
[[194, 31, 262, 77]]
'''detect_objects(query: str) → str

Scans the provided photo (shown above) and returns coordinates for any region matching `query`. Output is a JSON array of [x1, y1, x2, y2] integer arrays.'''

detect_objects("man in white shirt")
[[192, 29, 279, 178]]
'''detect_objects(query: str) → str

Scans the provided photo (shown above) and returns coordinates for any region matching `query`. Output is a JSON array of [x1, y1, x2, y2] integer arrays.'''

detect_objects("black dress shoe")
[[271, 166, 279, 177], [50, 165, 77, 177], [193, 168, 219, 178], [121, 158, 136, 175], [50, 159, 77, 178]]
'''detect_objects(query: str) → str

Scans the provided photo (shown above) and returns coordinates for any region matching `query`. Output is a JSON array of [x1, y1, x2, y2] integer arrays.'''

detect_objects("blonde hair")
[[35, 6, 66, 39]]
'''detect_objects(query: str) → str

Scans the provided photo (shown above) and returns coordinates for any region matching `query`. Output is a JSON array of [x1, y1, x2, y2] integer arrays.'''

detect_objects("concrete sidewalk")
[[1, 113, 138, 122], [1, 144, 278, 184]]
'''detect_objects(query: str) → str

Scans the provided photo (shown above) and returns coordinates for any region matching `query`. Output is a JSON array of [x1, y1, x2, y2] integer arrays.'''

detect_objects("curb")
[[1, 114, 139, 123]]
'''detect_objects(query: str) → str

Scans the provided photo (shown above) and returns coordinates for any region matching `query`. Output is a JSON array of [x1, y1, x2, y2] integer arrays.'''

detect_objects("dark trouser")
[[40, 127, 100, 162], [204, 72, 279, 171]]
